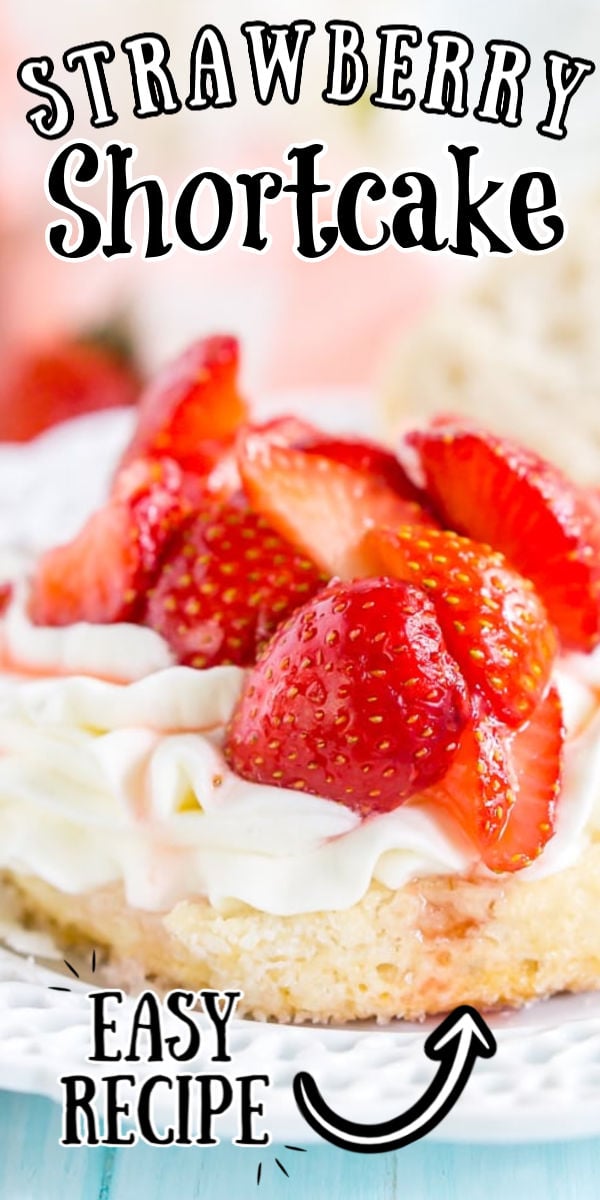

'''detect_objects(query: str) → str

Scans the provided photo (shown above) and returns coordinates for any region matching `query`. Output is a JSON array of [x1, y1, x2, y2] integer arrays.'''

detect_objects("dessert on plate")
[[2, 333, 600, 1023]]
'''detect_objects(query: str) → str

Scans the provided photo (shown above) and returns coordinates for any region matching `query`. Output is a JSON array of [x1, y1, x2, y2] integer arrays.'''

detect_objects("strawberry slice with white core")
[[238, 434, 437, 579], [301, 434, 426, 503], [425, 686, 564, 873], [407, 420, 600, 651], [246, 415, 321, 447], [238, 421, 424, 501]]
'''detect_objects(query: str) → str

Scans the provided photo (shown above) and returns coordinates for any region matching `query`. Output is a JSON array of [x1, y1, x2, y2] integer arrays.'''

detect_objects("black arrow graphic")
[[292, 1004, 497, 1153]]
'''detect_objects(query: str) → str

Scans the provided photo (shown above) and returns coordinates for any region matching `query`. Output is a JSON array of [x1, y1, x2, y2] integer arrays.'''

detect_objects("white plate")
[[3, 944, 600, 1144], [1, 405, 600, 1145]]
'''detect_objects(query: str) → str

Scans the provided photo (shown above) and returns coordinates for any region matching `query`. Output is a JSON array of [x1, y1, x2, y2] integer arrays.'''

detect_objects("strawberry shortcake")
[[2, 334, 600, 1023]]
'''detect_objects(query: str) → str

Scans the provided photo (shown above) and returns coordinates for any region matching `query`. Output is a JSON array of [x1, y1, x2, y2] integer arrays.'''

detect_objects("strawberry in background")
[[0, 333, 141, 442]]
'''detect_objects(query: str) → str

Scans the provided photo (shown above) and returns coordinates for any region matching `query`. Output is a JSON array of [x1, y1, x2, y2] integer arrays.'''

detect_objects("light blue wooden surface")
[[1, 1090, 599, 1199]]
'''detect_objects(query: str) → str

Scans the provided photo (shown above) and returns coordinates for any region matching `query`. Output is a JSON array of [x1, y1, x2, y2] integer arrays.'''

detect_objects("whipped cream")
[[0, 587, 600, 916], [1, 585, 174, 682]]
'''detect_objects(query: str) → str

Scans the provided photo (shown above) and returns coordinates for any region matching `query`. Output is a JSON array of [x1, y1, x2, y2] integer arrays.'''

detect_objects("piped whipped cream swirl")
[[0, 585, 600, 916]]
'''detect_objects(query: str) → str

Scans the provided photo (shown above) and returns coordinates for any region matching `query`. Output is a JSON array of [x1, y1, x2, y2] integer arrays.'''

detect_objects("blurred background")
[[1, 0, 600, 475]]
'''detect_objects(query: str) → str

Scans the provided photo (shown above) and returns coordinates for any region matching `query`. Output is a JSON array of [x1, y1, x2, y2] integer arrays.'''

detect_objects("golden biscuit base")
[[8, 841, 600, 1023]]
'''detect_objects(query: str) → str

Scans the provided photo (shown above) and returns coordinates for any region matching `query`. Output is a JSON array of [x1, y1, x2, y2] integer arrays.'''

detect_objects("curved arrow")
[[292, 1005, 496, 1153]]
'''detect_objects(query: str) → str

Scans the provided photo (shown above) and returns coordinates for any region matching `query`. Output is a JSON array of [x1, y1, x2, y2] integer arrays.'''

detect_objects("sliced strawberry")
[[249, 415, 321, 446], [238, 434, 436, 578], [29, 504, 144, 627], [0, 339, 139, 443], [301, 434, 426, 503], [202, 447, 243, 501], [230, 421, 427, 508], [213, 416, 323, 498], [241, 420, 426, 502], [225, 577, 470, 814], [113, 452, 208, 511], [143, 500, 328, 668], [121, 335, 247, 473], [425, 687, 563, 873], [407, 420, 600, 651], [112, 454, 186, 504], [0, 583, 12, 616], [366, 526, 557, 727], [29, 458, 191, 626]]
